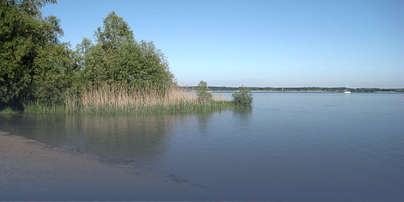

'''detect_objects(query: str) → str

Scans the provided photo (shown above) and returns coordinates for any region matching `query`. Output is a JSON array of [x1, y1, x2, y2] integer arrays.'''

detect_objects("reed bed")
[[64, 85, 233, 114]]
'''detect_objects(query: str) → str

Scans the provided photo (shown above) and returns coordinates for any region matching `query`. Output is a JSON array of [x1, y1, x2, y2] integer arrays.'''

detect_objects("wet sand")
[[0, 131, 202, 200]]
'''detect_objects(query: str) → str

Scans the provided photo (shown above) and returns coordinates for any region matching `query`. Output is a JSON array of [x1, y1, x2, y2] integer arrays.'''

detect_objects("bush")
[[79, 12, 174, 93], [232, 87, 253, 106], [197, 81, 212, 103]]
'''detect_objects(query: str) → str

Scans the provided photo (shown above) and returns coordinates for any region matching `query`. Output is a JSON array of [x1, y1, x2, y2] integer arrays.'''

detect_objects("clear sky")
[[42, 0, 404, 88]]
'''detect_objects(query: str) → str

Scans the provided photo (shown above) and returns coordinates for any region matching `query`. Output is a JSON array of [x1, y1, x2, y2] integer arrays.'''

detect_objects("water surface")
[[1, 93, 404, 201]]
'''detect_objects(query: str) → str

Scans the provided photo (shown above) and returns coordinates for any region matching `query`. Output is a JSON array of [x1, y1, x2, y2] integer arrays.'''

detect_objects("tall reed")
[[65, 84, 233, 114]]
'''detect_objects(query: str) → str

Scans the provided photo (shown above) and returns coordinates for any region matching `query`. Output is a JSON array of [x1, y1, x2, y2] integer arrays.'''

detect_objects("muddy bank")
[[0, 131, 202, 200]]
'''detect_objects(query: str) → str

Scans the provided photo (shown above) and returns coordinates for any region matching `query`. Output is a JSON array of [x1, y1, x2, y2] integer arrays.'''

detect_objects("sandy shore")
[[0, 130, 140, 183], [0, 130, 200, 200]]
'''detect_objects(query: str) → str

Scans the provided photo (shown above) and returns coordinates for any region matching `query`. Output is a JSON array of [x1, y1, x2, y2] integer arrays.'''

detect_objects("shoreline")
[[0, 130, 198, 200], [208, 90, 404, 93]]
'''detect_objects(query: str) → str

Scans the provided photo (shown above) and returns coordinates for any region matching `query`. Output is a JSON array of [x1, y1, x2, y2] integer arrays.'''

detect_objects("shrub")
[[197, 81, 212, 103], [232, 87, 253, 106]]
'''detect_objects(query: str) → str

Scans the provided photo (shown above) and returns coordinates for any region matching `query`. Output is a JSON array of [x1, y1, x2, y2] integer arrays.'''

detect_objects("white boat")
[[344, 90, 352, 94]]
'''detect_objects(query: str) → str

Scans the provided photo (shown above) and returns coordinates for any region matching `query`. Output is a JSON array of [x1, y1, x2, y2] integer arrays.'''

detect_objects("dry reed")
[[65, 85, 232, 113]]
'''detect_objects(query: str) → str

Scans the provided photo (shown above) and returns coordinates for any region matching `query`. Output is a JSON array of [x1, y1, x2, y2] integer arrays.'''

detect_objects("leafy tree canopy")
[[1, 3, 175, 109], [0, 0, 69, 108], [80, 12, 173, 91]]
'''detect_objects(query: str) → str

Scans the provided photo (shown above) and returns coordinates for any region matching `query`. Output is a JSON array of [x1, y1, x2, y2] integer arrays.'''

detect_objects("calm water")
[[1, 93, 404, 200]]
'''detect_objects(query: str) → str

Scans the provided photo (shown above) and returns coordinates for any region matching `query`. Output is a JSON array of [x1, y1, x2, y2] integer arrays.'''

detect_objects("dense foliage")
[[79, 12, 173, 91], [232, 87, 253, 106], [0, 0, 74, 108], [0, 1, 174, 110]]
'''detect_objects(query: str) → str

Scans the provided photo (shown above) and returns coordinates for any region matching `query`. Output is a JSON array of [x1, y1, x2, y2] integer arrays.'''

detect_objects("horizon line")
[[179, 86, 404, 90]]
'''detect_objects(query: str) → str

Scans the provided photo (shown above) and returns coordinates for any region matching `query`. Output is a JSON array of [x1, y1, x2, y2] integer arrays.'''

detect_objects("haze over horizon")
[[42, 0, 404, 88]]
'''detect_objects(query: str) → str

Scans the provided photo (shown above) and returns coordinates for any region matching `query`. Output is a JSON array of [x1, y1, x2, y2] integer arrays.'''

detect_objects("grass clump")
[[0, 107, 18, 114]]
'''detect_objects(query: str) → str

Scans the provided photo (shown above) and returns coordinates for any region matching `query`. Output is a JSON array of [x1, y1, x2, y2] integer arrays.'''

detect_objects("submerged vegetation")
[[0, 0, 249, 114]]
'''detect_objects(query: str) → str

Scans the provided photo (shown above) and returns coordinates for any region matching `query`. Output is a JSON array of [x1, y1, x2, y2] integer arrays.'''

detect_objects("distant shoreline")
[[181, 86, 404, 93], [208, 90, 404, 93]]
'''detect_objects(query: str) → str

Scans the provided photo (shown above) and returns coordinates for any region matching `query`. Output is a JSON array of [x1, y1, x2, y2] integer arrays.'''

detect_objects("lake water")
[[1, 93, 404, 201]]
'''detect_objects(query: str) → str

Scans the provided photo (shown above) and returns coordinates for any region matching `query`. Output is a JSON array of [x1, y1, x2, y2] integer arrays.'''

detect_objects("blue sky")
[[42, 0, 404, 88]]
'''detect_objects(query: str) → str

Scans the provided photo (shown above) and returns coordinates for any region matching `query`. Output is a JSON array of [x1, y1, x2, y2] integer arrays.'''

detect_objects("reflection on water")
[[196, 113, 213, 134], [1, 93, 404, 200], [233, 106, 252, 120], [0, 111, 228, 167]]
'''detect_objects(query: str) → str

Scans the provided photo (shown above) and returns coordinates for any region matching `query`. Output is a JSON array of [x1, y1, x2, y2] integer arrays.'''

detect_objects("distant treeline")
[[182, 86, 404, 93]]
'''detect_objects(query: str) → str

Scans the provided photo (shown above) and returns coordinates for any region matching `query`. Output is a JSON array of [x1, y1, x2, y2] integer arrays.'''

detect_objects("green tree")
[[95, 11, 134, 50], [32, 42, 79, 105], [232, 87, 253, 106], [1, 4, 175, 110], [197, 81, 212, 103], [0, 0, 74, 108], [80, 12, 173, 92]]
